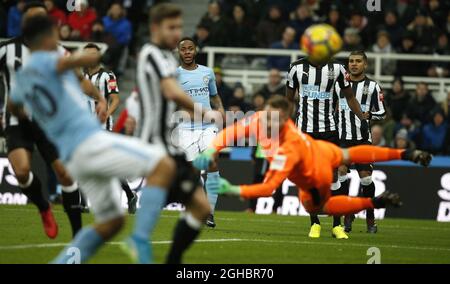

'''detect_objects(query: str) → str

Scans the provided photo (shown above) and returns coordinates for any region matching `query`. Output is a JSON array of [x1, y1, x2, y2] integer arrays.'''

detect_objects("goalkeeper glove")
[[218, 178, 241, 196], [192, 148, 217, 170]]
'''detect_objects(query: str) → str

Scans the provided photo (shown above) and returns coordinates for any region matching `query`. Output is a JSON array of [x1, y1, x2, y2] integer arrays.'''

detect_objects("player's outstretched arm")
[[161, 77, 197, 114], [56, 51, 101, 74]]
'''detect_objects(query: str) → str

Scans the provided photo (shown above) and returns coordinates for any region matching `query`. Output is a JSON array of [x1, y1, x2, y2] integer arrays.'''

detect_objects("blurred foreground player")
[[193, 96, 432, 219], [124, 3, 213, 264], [0, 1, 93, 238], [9, 15, 176, 264]]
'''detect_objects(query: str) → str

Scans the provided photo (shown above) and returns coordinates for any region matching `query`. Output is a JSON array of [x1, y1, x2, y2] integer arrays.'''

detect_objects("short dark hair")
[[23, 1, 47, 14], [150, 3, 182, 24], [22, 15, 55, 47], [84, 43, 101, 51], [349, 50, 368, 62], [266, 95, 293, 115], [178, 37, 196, 47]]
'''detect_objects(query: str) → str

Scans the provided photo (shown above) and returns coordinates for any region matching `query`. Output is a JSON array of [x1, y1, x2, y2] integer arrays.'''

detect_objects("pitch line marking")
[[0, 238, 449, 253], [1, 207, 450, 231]]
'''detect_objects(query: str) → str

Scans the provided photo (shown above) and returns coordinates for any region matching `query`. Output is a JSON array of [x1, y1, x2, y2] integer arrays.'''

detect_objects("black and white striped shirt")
[[137, 43, 181, 155], [286, 58, 350, 133], [84, 68, 119, 131], [0, 37, 68, 128], [336, 77, 386, 141]]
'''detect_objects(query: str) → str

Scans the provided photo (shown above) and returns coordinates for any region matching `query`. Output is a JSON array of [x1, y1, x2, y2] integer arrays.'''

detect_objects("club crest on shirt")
[[363, 85, 369, 96], [203, 75, 209, 85], [327, 68, 334, 80]]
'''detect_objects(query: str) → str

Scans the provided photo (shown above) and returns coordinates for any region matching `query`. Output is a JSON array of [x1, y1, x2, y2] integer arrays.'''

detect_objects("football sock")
[[348, 146, 402, 164], [52, 226, 103, 264], [131, 186, 167, 241], [324, 196, 373, 216], [362, 182, 376, 221], [19, 172, 49, 212], [310, 215, 320, 226], [166, 212, 201, 264], [61, 183, 82, 237], [120, 180, 134, 201], [205, 171, 220, 214]]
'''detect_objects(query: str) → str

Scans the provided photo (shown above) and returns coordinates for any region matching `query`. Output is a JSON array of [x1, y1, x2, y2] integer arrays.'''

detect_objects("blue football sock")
[[132, 186, 167, 240], [206, 171, 220, 214], [52, 226, 103, 264]]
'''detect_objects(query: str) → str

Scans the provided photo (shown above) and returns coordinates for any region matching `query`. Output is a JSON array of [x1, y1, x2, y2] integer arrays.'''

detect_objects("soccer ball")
[[301, 24, 343, 64]]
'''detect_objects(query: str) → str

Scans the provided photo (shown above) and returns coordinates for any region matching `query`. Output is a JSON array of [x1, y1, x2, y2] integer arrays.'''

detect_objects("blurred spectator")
[[67, 0, 97, 40], [103, 3, 131, 46], [289, 4, 314, 42], [386, 77, 410, 122], [199, 1, 228, 46], [443, 89, 450, 124], [381, 10, 404, 48], [59, 24, 73, 41], [393, 128, 416, 150], [395, 32, 424, 76], [371, 124, 386, 147], [7, 0, 25, 37], [348, 10, 371, 47], [447, 10, 450, 34], [267, 26, 298, 71], [406, 10, 435, 54], [214, 67, 233, 109], [325, 5, 346, 36], [0, 2, 7, 37], [257, 68, 285, 99], [193, 23, 210, 49], [422, 108, 448, 155], [342, 27, 364, 51], [227, 4, 255, 47], [102, 2, 132, 75], [91, 20, 115, 45], [256, 5, 286, 48], [44, 0, 66, 26], [371, 31, 396, 75], [427, 33, 450, 78], [427, 0, 447, 30], [407, 82, 437, 123], [252, 93, 266, 111], [394, 112, 421, 146], [228, 84, 252, 112]]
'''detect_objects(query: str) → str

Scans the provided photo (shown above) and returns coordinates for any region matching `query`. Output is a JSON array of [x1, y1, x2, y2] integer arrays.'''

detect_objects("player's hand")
[[361, 112, 371, 120], [192, 148, 217, 170], [360, 119, 369, 140], [96, 98, 108, 124], [218, 178, 241, 196]]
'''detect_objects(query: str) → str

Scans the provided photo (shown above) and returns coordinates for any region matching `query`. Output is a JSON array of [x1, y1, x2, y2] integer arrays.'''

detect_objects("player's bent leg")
[[51, 159, 83, 237], [359, 170, 377, 233], [9, 148, 58, 238], [342, 146, 432, 166], [125, 156, 176, 264], [8, 148, 32, 184], [166, 186, 210, 264], [52, 178, 125, 264]]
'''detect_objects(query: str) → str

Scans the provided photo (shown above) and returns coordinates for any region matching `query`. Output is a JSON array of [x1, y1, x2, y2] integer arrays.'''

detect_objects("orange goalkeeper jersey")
[[212, 112, 343, 199]]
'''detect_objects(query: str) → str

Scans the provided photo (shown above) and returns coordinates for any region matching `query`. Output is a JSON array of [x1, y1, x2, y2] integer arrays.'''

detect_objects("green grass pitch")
[[1, 205, 450, 264]]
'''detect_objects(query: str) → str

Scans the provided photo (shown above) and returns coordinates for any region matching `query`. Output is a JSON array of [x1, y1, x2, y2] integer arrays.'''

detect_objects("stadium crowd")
[[1, 0, 449, 155]]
